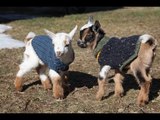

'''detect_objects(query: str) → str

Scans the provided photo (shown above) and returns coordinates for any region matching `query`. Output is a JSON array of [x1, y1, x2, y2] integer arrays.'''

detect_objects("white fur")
[[69, 25, 78, 39], [17, 41, 40, 77], [99, 65, 111, 79], [40, 74, 48, 81], [49, 69, 60, 79], [140, 34, 154, 43], [80, 22, 93, 31], [80, 17, 93, 31], [16, 25, 77, 83], [53, 33, 71, 56]]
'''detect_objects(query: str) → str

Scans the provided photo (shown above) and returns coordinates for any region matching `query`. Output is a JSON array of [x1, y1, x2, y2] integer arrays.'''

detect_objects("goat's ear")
[[92, 20, 101, 32], [44, 29, 56, 39], [88, 16, 94, 25], [69, 25, 78, 39], [25, 32, 36, 39], [24, 32, 36, 43]]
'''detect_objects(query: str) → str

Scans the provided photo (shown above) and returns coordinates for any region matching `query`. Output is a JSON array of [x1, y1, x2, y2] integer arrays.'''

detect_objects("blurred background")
[[0, 7, 122, 23]]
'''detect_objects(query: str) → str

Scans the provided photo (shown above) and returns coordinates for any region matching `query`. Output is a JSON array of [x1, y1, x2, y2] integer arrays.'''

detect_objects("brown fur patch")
[[114, 71, 124, 97], [96, 79, 105, 100], [36, 65, 41, 74], [138, 43, 155, 67], [51, 76, 64, 99], [90, 35, 98, 50], [137, 81, 151, 106], [81, 28, 90, 40], [14, 77, 23, 91], [81, 28, 96, 48]]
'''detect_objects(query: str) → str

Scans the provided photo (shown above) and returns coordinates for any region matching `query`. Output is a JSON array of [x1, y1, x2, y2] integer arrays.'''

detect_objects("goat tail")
[[24, 32, 36, 43], [140, 34, 158, 49]]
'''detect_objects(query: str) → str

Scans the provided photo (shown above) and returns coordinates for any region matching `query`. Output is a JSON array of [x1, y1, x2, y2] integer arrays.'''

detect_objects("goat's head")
[[77, 16, 105, 49], [44, 25, 77, 57]]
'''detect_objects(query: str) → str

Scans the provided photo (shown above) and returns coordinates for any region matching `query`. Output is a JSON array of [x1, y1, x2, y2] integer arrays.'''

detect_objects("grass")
[[0, 7, 160, 113]]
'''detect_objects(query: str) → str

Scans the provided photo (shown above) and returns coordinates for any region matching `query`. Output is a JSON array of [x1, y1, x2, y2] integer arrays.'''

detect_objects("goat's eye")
[[65, 44, 69, 47], [86, 34, 94, 39], [85, 34, 94, 42]]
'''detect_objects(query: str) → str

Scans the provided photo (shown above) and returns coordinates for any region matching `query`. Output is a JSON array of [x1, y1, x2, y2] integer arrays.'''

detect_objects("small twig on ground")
[[23, 99, 31, 111]]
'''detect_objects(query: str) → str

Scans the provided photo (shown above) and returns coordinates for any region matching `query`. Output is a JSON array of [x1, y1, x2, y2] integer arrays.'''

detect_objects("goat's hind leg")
[[15, 58, 38, 91], [137, 70, 152, 106], [132, 67, 152, 106], [96, 65, 111, 100], [36, 65, 52, 90]]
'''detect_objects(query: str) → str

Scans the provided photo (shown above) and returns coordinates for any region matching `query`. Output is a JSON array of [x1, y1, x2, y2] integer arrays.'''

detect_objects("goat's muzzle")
[[77, 39, 87, 48], [56, 51, 64, 58]]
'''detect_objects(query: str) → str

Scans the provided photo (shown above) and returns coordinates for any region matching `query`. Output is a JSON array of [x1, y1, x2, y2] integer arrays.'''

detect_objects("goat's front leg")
[[96, 65, 111, 100], [114, 70, 124, 97], [49, 70, 64, 99]]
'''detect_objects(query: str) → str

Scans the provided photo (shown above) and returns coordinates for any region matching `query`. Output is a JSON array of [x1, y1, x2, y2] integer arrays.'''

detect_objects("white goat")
[[14, 25, 78, 99]]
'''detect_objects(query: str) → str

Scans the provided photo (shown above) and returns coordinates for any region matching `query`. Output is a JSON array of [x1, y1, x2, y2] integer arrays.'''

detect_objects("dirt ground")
[[0, 7, 160, 113]]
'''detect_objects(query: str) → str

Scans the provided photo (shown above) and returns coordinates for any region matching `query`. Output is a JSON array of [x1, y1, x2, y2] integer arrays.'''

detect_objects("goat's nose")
[[77, 40, 87, 48], [56, 51, 62, 57]]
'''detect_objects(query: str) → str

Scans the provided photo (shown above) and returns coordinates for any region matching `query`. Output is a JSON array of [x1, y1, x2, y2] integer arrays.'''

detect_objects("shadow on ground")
[[150, 78, 160, 101], [123, 76, 160, 102], [107, 74, 160, 103], [20, 70, 160, 102], [67, 71, 97, 93], [68, 71, 97, 88], [22, 80, 41, 92], [20, 70, 97, 98]]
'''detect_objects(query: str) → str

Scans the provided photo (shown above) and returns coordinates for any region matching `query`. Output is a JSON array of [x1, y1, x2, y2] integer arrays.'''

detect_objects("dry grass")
[[0, 7, 160, 113]]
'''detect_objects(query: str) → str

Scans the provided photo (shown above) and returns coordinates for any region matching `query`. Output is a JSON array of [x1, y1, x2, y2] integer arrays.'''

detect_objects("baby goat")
[[14, 25, 77, 99], [77, 16, 158, 106]]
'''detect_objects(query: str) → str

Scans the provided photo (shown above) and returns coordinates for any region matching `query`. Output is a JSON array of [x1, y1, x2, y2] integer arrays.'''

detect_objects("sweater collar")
[[93, 36, 110, 59]]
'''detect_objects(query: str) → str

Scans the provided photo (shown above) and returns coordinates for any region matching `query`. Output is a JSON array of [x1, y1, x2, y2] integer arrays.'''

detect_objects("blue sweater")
[[32, 35, 69, 73]]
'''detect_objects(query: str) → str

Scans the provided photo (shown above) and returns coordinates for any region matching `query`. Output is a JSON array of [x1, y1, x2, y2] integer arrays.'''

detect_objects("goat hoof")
[[137, 99, 148, 107], [15, 86, 23, 92], [54, 95, 64, 100], [114, 93, 124, 97], [53, 92, 64, 100], [96, 94, 103, 101], [137, 94, 149, 106], [56, 98, 63, 101]]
